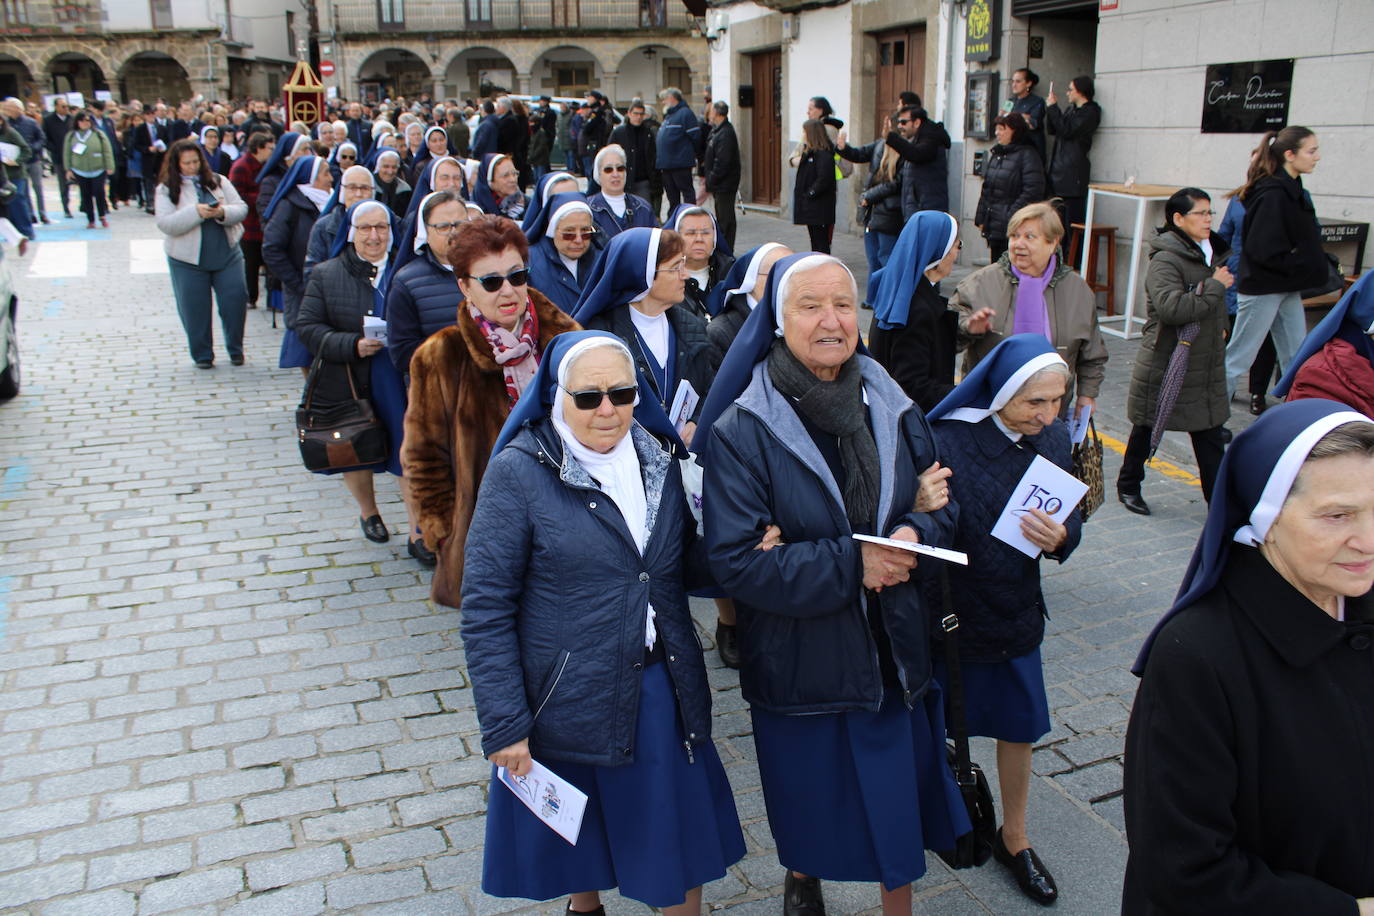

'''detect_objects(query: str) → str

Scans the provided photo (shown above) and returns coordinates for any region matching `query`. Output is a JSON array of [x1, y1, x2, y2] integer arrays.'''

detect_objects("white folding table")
[[1079, 182, 1177, 339]]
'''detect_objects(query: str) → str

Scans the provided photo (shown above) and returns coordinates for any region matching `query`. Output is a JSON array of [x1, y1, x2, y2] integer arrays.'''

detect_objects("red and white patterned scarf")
[[469, 299, 540, 405]]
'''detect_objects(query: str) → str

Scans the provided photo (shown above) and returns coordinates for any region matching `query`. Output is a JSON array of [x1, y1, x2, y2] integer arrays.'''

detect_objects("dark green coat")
[[1126, 229, 1232, 431]]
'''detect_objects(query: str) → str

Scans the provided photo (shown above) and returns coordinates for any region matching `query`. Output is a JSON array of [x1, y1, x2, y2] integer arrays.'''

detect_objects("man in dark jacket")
[[885, 106, 951, 217], [608, 100, 656, 201], [0, 113, 33, 240], [577, 94, 612, 195], [344, 101, 373, 158], [243, 99, 283, 139], [1008, 68, 1048, 164], [1045, 77, 1102, 228], [655, 87, 702, 212], [444, 106, 470, 158], [702, 101, 740, 251], [42, 96, 73, 218], [132, 106, 170, 215], [169, 101, 201, 142], [470, 101, 498, 159], [4, 97, 46, 225]]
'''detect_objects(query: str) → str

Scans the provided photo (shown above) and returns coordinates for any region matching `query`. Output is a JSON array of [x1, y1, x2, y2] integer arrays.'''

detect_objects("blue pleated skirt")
[[483, 663, 745, 907], [750, 683, 971, 891], [278, 328, 313, 368], [267, 288, 283, 313], [932, 645, 1050, 744]]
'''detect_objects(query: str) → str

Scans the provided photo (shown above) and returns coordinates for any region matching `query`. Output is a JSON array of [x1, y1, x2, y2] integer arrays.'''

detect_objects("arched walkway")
[[45, 52, 107, 99], [116, 53, 190, 106], [444, 47, 516, 100], [356, 49, 431, 103], [0, 55, 34, 101], [615, 44, 692, 105], [531, 45, 605, 99]]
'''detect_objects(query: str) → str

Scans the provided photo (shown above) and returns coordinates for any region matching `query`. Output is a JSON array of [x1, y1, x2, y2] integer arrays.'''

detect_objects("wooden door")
[[873, 25, 926, 138], [749, 48, 782, 206]]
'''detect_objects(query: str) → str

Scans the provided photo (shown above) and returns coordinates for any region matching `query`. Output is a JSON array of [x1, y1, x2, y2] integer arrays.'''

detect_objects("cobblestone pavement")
[[0, 198, 1233, 914]]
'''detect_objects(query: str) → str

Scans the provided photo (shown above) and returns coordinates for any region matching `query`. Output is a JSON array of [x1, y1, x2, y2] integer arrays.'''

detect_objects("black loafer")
[[715, 621, 740, 669], [1118, 491, 1151, 516], [783, 871, 826, 916], [194, 360, 214, 369], [408, 537, 437, 568], [361, 515, 390, 543], [230, 355, 245, 366], [564, 905, 605, 916], [1250, 394, 1267, 416], [993, 828, 1058, 906]]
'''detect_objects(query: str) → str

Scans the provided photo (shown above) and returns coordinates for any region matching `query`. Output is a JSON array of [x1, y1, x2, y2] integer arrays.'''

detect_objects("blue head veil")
[[260, 155, 322, 224], [490, 330, 687, 458], [1132, 399, 1374, 675], [524, 191, 591, 245], [392, 190, 465, 274], [667, 202, 734, 259], [473, 153, 510, 215], [868, 211, 959, 330], [255, 132, 309, 184], [405, 155, 465, 217], [521, 170, 578, 235], [926, 334, 1066, 423], [326, 198, 399, 283], [570, 227, 661, 326], [705, 242, 788, 318], [1272, 272, 1374, 397]]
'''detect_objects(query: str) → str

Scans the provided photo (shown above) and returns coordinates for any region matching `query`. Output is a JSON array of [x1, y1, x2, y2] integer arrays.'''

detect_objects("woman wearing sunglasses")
[[572, 227, 714, 449], [587, 144, 657, 241], [526, 191, 599, 314], [462, 330, 748, 914], [402, 215, 579, 607]]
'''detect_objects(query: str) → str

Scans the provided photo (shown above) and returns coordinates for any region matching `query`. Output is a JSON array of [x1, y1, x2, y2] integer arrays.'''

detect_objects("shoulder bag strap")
[[939, 567, 976, 788]]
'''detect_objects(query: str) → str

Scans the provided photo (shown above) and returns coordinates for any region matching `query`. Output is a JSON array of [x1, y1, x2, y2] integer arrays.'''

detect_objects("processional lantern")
[[283, 60, 325, 130]]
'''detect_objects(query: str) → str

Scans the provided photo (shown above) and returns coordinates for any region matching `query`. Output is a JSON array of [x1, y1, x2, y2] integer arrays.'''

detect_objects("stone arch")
[[117, 52, 191, 106], [444, 47, 518, 99], [613, 43, 697, 105], [531, 45, 608, 99], [354, 47, 435, 101], [44, 51, 109, 98], [0, 54, 36, 101]]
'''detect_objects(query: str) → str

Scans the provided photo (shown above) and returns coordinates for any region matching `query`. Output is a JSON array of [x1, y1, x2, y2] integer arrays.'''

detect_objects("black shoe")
[[994, 828, 1058, 906], [860, 301, 874, 310], [1249, 394, 1267, 416], [564, 905, 604, 916], [247, 300, 258, 309], [1219, 426, 1233, 444], [408, 537, 437, 568], [715, 620, 740, 669], [230, 355, 244, 366], [194, 359, 214, 369], [783, 871, 826, 916], [1118, 491, 1151, 516], [361, 515, 390, 543]]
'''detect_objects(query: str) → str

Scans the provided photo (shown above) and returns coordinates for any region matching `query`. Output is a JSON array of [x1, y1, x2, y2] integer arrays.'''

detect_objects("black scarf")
[[767, 341, 880, 529]]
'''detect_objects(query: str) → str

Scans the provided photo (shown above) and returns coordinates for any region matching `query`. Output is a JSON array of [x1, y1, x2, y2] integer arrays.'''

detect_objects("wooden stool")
[[1068, 223, 1118, 316]]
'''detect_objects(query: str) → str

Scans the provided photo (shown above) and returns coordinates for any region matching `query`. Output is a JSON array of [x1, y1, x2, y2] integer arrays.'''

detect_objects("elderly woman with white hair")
[[461, 330, 747, 913], [371, 148, 411, 216], [587, 143, 657, 240], [925, 333, 1084, 907], [303, 164, 377, 284], [698, 251, 969, 913]]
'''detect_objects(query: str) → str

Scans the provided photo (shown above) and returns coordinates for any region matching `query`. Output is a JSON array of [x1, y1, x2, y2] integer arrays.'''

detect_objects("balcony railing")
[[332, 0, 693, 33]]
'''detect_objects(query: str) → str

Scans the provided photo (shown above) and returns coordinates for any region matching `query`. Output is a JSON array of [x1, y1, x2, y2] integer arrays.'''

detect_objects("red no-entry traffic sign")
[[319, 60, 336, 77]]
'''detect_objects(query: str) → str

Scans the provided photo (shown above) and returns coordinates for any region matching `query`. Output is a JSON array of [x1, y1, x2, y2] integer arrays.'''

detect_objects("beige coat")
[[948, 255, 1108, 399], [154, 176, 247, 264]]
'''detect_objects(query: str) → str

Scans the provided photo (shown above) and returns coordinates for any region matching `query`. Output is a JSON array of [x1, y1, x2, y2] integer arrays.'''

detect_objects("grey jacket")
[[154, 177, 248, 263]]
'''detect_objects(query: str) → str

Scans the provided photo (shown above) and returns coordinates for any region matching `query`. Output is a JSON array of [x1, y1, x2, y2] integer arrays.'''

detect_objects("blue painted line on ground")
[[43, 299, 62, 318], [47, 278, 68, 286], [34, 229, 110, 242], [0, 576, 10, 650], [1, 460, 30, 501]]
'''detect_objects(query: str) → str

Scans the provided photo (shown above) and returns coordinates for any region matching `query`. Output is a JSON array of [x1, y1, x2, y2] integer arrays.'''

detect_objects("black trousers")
[[805, 223, 832, 254], [54, 160, 72, 213], [241, 238, 264, 305], [76, 173, 108, 222], [661, 167, 694, 212], [987, 237, 1009, 262], [713, 190, 737, 252], [1118, 423, 1226, 502], [142, 172, 159, 212]]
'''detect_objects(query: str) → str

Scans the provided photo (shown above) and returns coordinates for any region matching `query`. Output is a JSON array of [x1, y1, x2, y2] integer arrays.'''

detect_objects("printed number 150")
[[1020, 484, 1062, 516]]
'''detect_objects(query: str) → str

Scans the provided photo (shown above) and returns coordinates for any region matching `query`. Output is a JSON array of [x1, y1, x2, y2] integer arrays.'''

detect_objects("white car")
[[0, 242, 17, 400]]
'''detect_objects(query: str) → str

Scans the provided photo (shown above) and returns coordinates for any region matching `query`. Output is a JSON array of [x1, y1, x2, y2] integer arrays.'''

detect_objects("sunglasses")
[[558, 229, 595, 241], [466, 267, 530, 292], [601, 164, 627, 173], [561, 384, 637, 410]]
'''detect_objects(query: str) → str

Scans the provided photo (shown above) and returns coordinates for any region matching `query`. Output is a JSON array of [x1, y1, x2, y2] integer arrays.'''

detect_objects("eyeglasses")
[[1187, 209, 1216, 217], [601, 164, 627, 173], [896, 119, 912, 125], [426, 220, 465, 233], [466, 267, 530, 292], [560, 384, 637, 410], [558, 229, 596, 241], [655, 258, 688, 275], [353, 224, 389, 235], [343, 183, 374, 193]]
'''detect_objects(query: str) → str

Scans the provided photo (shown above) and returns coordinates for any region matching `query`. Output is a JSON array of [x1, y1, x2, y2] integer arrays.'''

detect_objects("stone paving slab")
[[0, 197, 1231, 914]]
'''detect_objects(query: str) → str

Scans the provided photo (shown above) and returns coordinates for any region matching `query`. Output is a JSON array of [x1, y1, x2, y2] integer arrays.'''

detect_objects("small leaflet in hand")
[[852, 533, 969, 565], [668, 379, 699, 436], [497, 759, 588, 846], [991, 455, 1087, 558], [1067, 403, 1093, 446], [362, 315, 388, 344]]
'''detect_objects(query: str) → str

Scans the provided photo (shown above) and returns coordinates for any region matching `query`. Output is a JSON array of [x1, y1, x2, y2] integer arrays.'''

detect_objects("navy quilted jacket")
[[930, 416, 1081, 662], [461, 420, 713, 767], [385, 250, 461, 376]]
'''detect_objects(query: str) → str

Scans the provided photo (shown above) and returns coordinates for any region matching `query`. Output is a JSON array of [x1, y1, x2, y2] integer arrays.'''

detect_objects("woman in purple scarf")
[[948, 202, 1108, 419]]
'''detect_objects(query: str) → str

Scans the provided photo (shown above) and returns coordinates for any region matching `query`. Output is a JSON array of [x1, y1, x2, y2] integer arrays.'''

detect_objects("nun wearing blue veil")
[[460, 331, 746, 913], [1272, 270, 1374, 416], [572, 227, 714, 444], [703, 242, 792, 370], [1123, 400, 1374, 915], [254, 132, 312, 319], [698, 251, 969, 908], [866, 210, 962, 411], [519, 169, 579, 236], [262, 155, 333, 369], [405, 155, 469, 218], [667, 203, 735, 321], [295, 200, 420, 547], [370, 148, 412, 217], [303, 164, 377, 287], [326, 140, 359, 184], [473, 152, 526, 220], [406, 124, 457, 186], [924, 333, 1080, 906], [525, 191, 598, 314]]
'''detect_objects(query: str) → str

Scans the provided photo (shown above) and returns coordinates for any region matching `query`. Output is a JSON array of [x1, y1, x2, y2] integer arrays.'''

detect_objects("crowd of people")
[[11, 78, 1370, 915]]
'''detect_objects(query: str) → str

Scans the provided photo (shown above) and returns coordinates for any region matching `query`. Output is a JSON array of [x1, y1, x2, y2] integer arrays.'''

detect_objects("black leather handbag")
[[935, 569, 999, 869], [296, 355, 387, 472]]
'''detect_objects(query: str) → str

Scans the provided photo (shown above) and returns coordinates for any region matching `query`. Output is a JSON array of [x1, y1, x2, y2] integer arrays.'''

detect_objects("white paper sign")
[[497, 759, 588, 845], [990, 455, 1087, 558], [0, 141, 19, 165], [852, 533, 969, 565], [65, 92, 84, 109], [94, 90, 113, 103], [1067, 403, 1093, 446], [668, 378, 699, 435], [363, 315, 387, 343]]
